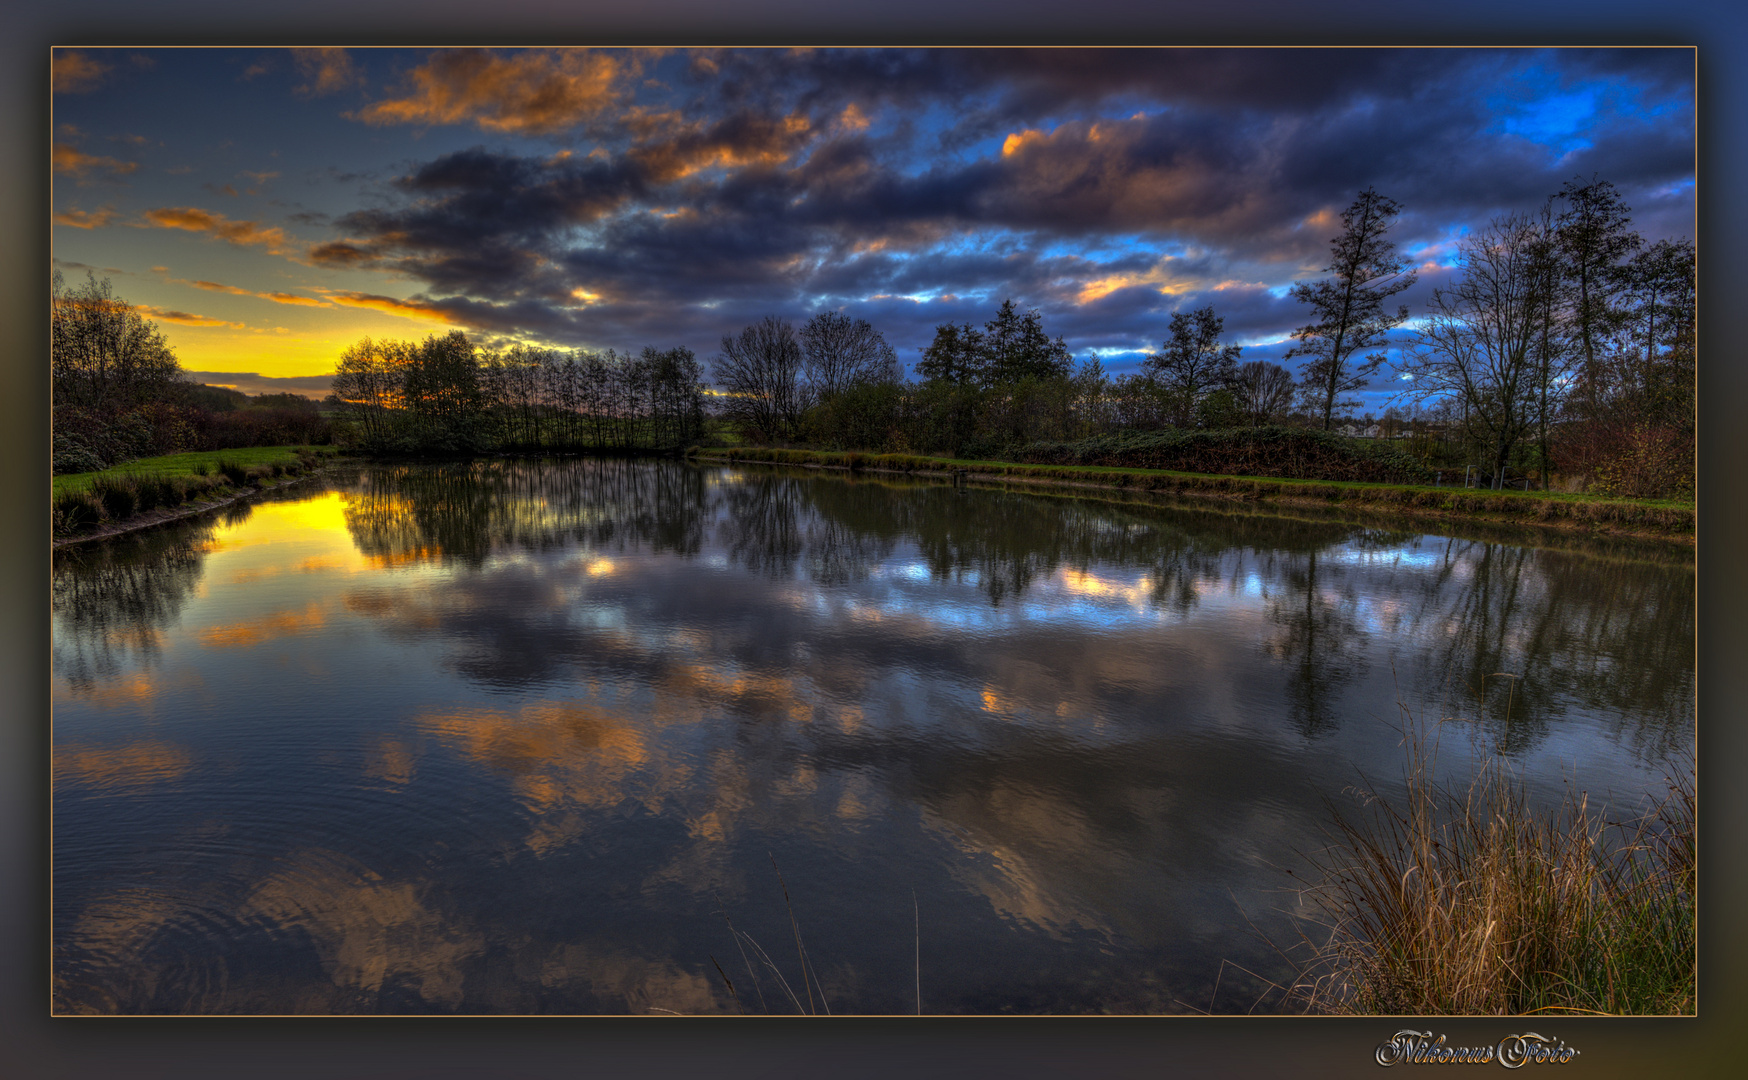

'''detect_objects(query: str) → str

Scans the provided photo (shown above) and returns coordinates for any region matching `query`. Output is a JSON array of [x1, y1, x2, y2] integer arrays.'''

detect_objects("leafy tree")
[[917, 300, 1071, 388], [1106, 372, 1172, 430], [983, 298, 1073, 385], [1288, 188, 1417, 430], [1071, 356, 1111, 433], [916, 321, 987, 386], [332, 336, 408, 446], [51, 271, 181, 413], [1143, 305, 1241, 426], [401, 330, 488, 452]]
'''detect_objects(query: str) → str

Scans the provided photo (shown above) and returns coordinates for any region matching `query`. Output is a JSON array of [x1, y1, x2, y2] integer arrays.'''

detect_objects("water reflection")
[[52, 460, 1694, 1014], [52, 521, 217, 695]]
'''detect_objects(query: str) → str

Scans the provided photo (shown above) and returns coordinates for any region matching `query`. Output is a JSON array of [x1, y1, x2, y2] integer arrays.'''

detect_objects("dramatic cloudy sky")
[[50, 46, 1695, 403]]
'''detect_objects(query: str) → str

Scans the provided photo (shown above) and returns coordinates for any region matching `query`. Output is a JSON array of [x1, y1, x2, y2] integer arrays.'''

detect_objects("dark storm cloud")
[[308, 47, 1691, 372]]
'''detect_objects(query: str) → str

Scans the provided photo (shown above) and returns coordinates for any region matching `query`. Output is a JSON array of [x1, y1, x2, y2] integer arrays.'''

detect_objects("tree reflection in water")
[[50, 459, 1693, 1014], [320, 460, 1691, 761]]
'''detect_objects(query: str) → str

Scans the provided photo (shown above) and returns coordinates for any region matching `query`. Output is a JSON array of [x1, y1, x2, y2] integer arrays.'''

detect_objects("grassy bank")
[[691, 446, 1695, 540], [52, 446, 341, 538], [1291, 719, 1695, 1015], [53, 445, 338, 497]]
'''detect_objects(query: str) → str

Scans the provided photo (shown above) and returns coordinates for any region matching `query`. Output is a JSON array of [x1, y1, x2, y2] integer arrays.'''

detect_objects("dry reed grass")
[[1286, 709, 1694, 1016]]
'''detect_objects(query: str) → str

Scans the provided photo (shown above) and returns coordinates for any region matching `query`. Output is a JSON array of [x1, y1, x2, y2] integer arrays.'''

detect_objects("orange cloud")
[[837, 102, 871, 133], [292, 47, 361, 96], [185, 278, 332, 307], [1074, 259, 1203, 303], [142, 206, 291, 253], [628, 112, 813, 182], [189, 279, 253, 295], [321, 290, 461, 324], [53, 50, 111, 94], [52, 143, 138, 179], [1001, 128, 1048, 157], [263, 291, 329, 307], [136, 305, 247, 329], [351, 49, 626, 135], [53, 206, 117, 229]]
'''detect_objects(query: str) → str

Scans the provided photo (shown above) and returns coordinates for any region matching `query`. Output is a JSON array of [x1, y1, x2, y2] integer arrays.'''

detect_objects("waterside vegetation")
[[691, 446, 1694, 540], [1287, 713, 1694, 1016], [52, 446, 340, 540]]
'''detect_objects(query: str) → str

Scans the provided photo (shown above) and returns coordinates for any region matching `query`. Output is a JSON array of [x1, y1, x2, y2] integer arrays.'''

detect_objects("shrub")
[[1590, 423, 1694, 501], [52, 430, 107, 475], [1019, 426, 1435, 484]]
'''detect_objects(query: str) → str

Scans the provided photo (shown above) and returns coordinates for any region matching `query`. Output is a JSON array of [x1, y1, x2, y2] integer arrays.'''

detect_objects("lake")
[[51, 459, 1694, 1014]]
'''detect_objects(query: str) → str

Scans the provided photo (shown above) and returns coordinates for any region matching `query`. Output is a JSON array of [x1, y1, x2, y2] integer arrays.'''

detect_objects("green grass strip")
[[691, 446, 1695, 537], [53, 446, 340, 496]]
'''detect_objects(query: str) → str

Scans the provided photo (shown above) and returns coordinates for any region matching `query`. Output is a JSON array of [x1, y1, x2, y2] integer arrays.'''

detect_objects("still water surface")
[[52, 460, 1694, 1014]]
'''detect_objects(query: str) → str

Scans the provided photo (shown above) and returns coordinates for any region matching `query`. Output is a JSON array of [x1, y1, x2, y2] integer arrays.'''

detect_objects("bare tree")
[[1288, 188, 1417, 430], [1524, 201, 1574, 490], [800, 311, 899, 401], [1553, 175, 1640, 417], [713, 315, 806, 443], [1399, 215, 1548, 481], [1228, 360, 1296, 427], [1620, 236, 1696, 409]]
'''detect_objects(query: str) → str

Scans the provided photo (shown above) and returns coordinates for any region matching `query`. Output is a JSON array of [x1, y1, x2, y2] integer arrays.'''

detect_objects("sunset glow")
[[52, 46, 1693, 407]]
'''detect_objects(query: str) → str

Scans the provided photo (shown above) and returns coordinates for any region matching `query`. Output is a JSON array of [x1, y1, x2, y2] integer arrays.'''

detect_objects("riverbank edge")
[[690, 447, 1696, 544], [51, 463, 346, 550]]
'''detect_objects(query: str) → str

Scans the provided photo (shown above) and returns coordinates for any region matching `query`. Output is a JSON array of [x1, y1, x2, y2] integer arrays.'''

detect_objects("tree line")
[[329, 330, 708, 455], [53, 170, 1692, 499], [709, 177, 1692, 498]]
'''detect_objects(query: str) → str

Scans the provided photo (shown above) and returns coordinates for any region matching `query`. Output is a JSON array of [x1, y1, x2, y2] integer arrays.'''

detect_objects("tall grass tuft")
[[89, 476, 138, 521], [216, 459, 251, 486], [1289, 713, 1695, 1016], [52, 489, 105, 534]]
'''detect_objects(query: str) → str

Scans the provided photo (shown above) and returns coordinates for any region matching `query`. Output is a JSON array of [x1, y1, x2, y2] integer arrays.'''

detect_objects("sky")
[[50, 46, 1695, 407]]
